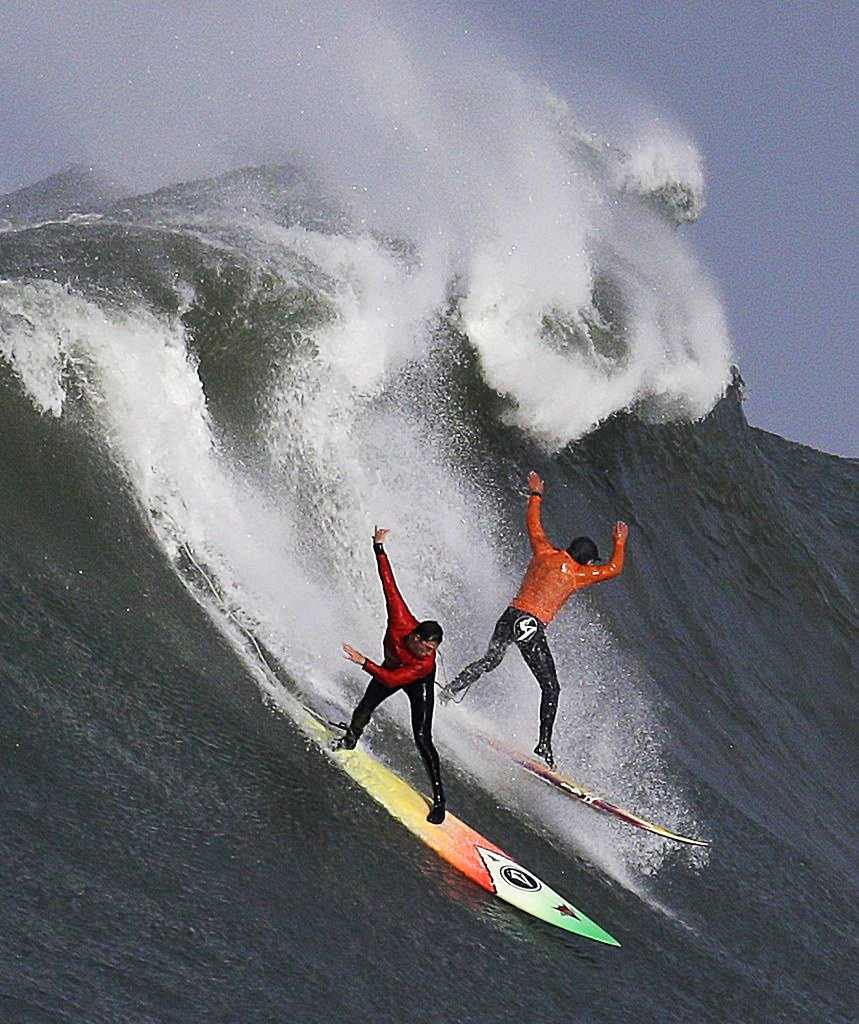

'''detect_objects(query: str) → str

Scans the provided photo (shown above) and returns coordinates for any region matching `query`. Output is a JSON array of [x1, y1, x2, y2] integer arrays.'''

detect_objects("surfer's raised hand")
[[373, 526, 390, 545], [613, 521, 629, 543], [528, 471, 544, 495], [342, 643, 367, 666]]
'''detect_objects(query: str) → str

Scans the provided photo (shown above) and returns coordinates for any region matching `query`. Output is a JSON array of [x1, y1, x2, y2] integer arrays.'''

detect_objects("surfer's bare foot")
[[426, 800, 446, 824], [534, 740, 555, 769]]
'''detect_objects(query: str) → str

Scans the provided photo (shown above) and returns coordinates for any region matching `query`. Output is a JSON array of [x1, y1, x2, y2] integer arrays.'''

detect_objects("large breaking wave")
[[1, 151, 856, 1022], [0, 145, 731, 882]]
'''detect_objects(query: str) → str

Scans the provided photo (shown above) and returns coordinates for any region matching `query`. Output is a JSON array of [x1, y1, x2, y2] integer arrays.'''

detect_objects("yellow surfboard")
[[293, 696, 619, 945]]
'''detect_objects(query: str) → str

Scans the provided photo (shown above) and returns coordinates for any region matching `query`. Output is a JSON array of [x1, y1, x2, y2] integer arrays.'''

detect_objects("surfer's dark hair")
[[415, 620, 443, 644], [567, 537, 599, 564]]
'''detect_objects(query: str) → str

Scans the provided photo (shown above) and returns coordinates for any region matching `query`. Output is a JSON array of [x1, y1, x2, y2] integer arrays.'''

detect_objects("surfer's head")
[[407, 620, 443, 656], [567, 536, 599, 565]]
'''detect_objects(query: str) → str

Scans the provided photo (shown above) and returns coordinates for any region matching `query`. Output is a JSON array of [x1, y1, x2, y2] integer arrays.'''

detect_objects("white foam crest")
[[457, 156, 730, 446], [615, 125, 706, 214], [260, 223, 447, 393], [255, 224, 467, 608], [314, 57, 731, 449], [0, 280, 80, 416], [299, 42, 732, 448], [0, 280, 348, 683], [617, 211, 732, 412]]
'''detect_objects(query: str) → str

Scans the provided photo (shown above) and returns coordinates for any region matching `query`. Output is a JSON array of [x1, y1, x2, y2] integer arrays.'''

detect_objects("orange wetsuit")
[[510, 494, 626, 624], [447, 492, 627, 764]]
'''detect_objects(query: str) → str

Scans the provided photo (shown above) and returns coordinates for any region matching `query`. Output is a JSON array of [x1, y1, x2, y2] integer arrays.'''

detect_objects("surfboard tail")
[[517, 757, 709, 847], [476, 730, 709, 847]]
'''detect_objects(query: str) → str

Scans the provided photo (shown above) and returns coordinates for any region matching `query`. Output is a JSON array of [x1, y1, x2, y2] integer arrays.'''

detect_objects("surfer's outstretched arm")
[[372, 526, 417, 632], [579, 521, 628, 583], [342, 643, 434, 687], [363, 655, 435, 687], [526, 471, 553, 555]]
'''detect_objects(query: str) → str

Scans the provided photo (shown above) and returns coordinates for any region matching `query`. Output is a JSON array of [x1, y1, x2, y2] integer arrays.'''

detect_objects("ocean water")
[[0, 163, 856, 1024]]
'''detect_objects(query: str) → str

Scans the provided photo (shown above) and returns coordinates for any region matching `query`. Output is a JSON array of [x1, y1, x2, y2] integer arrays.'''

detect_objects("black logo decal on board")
[[500, 865, 541, 892]]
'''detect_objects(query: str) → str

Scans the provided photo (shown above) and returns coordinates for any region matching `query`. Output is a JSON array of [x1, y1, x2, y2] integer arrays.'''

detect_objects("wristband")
[[529, 491, 543, 497]]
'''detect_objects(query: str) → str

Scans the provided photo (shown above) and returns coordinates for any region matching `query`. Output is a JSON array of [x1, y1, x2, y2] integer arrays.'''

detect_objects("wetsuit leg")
[[448, 608, 517, 694], [515, 625, 560, 752], [404, 675, 445, 822], [348, 677, 396, 739], [404, 677, 444, 797]]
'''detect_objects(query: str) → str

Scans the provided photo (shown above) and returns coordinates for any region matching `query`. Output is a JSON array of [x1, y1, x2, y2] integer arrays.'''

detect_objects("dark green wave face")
[[0, 164, 856, 1024]]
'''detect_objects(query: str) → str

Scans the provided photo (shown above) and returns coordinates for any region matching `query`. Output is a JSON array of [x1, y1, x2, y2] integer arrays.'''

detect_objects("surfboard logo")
[[514, 616, 538, 644], [500, 865, 541, 892]]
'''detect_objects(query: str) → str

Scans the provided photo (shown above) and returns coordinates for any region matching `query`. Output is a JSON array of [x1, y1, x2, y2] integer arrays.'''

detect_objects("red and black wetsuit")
[[345, 542, 444, 806]]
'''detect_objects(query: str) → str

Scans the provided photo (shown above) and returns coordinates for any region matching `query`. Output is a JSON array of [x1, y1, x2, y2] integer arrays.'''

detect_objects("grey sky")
[[1, 1, 855, 456]]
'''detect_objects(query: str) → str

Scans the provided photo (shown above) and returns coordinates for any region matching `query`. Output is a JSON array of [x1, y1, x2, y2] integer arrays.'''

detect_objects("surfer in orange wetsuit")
[[442, 471, 628, 768], [338, 527, 446, 824]]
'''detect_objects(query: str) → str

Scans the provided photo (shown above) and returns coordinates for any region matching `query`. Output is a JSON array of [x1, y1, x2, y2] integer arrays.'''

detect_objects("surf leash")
[[435, 650, 472, 704]]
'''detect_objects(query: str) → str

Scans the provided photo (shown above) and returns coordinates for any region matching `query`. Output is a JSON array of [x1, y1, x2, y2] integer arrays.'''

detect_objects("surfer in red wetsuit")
[[442, 471, 628, 768], [338, 527, 446, 824]]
